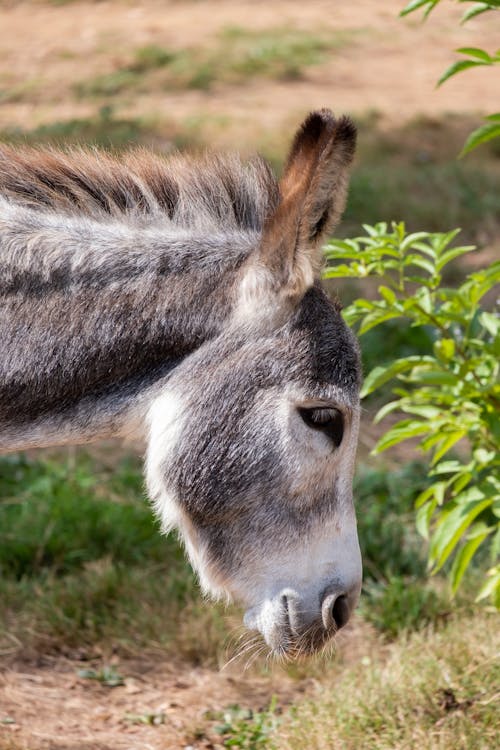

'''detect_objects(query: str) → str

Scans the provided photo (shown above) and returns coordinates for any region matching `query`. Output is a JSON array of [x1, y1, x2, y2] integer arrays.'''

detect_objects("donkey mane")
[[0, 144, 279, 233]]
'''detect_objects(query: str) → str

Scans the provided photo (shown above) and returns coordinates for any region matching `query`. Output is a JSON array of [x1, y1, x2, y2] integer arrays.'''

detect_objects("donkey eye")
[[299, 407, 344, 448]]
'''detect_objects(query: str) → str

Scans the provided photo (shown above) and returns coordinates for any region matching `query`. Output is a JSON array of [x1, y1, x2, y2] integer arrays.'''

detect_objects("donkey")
[[0, 109, 362, 657]]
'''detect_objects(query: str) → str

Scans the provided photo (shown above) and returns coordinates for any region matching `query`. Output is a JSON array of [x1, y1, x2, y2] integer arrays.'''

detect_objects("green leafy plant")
[[324, 223, 500, 604], [213, 698, 280, 749], [401, 0, 500, 154], [77, 665, 125, 687]]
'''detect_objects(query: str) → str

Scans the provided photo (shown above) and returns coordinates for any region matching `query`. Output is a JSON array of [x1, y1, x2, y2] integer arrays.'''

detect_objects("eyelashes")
[[298, 407, 344, 448]]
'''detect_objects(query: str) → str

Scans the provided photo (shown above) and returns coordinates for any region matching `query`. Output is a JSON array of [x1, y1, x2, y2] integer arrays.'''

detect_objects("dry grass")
[[273, 610, 500, 750]]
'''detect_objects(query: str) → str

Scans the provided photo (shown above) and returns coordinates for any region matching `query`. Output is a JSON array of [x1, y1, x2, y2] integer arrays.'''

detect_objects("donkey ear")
[[259, 109, 356, 300]]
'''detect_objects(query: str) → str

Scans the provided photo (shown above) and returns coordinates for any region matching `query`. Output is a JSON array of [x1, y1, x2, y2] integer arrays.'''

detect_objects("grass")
[[0, 107, 161, 149], [336, 112, 500, 244], [273, 609, 499, 750], [0, 106, 211, 154], [73, 26, 347, 98], [0, 452, 232, 664], [342, 160, 500, 244], [0, 79, 40, 105]]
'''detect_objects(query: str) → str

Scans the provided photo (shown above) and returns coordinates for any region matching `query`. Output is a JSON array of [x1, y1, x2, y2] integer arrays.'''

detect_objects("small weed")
[[78, 665, 125, 687], [75, 70, 140, 98], [213, 698, 280, 749], [74, 45, 177, 98], [124, 711, 166, 725], [0, 80, 40, 104], [218, 26, 336, 82], [132, 45, 177, 72]]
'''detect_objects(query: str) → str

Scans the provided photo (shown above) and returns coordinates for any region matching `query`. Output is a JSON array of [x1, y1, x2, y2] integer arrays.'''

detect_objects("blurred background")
[[0, 2, 499, 749], [1, 0, 499, 244]]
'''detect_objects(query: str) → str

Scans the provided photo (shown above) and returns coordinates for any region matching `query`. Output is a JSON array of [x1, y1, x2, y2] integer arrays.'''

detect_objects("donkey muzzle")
[[243, 580, 360, 656]]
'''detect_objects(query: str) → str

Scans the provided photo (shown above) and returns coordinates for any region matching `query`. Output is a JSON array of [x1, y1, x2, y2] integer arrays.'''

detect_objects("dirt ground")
[[1, 656, 299, 749], [0, 2, 498, 749], [0, 0, 499, 140], [0, 618, 373, 750]]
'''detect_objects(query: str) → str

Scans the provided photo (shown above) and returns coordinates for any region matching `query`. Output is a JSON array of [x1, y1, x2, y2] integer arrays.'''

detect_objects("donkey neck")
[[0, 201, 256, 451]]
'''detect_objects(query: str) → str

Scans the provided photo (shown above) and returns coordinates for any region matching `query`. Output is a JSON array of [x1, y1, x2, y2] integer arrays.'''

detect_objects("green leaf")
[[480, 311, 500, 337], [360, 356, 432, 398], [358, 309, 403, 335], [400, 404, 442, 419], [416, 499, 437, 540], [401, 231, 434, 252], [400, 0, 439, 18], [460, 120, 500, 156], [455, 47, 492, 62], [450, 525, 492, 593], [416, 286, 433, 314], [475, 565, 500, 604], [438, 59, 487, 86], [404, 254, 436, 275], [461, 3, 498, 23], [430, 495, 492, 571], [378, 285, 397, 305], [323, 264, 365, 279], [431, 459, 464, 475], [374, 419, 432, 453], [433, 338, 455, 361], [453, 472, 473, 495], [407, 370, 459, 386], [432, 430, 467, 465], [415, 481, 447, 508], [374, 400, 402, 423], [435, 244, 475, 271]]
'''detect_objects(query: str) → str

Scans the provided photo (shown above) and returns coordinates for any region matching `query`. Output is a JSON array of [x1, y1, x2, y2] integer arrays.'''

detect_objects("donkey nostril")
[[332, 595, 350, 629], [281, 593, 289, 617], [321, 593, 350, 631]]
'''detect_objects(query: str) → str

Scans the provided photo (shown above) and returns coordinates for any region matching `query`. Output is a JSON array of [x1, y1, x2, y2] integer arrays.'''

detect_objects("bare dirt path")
[[1, 656, 297, 749], [0, 618, 373, 750], [0, 0, 499, 140]]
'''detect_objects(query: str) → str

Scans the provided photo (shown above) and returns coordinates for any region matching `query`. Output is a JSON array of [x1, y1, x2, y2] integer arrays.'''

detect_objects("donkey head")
[[146, 110, 362, 657]]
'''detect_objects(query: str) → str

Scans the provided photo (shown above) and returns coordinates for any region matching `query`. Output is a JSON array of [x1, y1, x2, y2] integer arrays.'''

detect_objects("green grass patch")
[[355, 461, 431, 583], [0, 107, 161, 149], [354, 462, 454, 638], [343, 161, 500, 244], [0, 451, 232, 663], [336, 114, 500, 244], [207, 697, 281, 749], [74, 26, 348, 98], [0, 452, 165, 577]]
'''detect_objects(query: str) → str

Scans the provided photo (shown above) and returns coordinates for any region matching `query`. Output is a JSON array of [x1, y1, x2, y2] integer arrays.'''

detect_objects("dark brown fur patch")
[[0, 145, 279, 230]]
